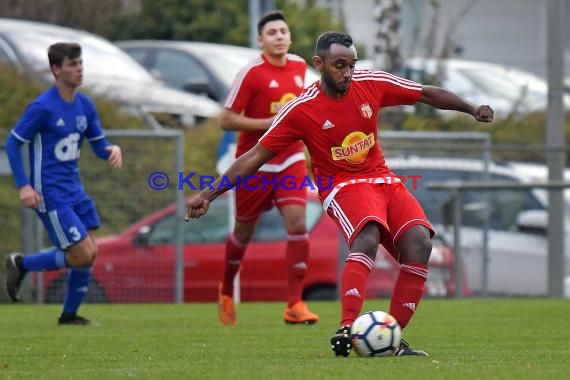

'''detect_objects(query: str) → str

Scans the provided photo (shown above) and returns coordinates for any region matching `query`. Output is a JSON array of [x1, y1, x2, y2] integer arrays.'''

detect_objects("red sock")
[[286, 233, 309, 307], [221, 233, 247, 296], [389, 262, 428, 329], [340, 253, 374, 326]]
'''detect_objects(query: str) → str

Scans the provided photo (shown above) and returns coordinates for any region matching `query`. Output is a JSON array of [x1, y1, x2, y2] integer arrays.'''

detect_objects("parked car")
[[37, 191, 462, 303], [0, 18, 222, 129], [386, 156, 570, 296], [116, 40, 320, 104], [356, 58, 570, 118]]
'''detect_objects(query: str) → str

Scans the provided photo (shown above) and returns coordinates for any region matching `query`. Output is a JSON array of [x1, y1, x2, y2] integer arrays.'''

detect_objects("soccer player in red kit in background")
[[187, 31, 493, 355], [216, 10, 319, 326]]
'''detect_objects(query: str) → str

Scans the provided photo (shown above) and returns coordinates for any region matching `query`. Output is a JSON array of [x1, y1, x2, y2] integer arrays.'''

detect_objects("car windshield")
[[9, 30, 156, 83], [195, 45, 261, 87]]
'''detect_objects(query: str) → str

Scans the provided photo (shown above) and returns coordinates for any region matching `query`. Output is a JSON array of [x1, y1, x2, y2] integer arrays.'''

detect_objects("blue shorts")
[[37, 198, 100, 250]]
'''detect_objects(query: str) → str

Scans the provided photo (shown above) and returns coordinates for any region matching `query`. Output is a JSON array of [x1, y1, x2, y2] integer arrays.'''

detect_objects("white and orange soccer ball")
[[351, 311, 402, 357]]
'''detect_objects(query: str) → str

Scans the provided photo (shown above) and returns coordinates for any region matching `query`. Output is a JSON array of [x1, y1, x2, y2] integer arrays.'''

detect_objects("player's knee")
[[75, 251, 96, 267], [350, 232, 380, 259], [67, 243, 98, 267], [417, 235, 432, 260], [399, 235, 431, 264], [89, 245, 99, 262], [285, 220, 307, 235], [233, 229, 254, 244]]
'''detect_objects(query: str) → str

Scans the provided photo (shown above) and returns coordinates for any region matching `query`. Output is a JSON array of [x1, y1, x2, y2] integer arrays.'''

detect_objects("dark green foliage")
[[274, 0, 345, 62], [105, 0, 345, 63], [106, 0, 251, 45], [0, 68, 43, 142], [0, 67, 45, 255]]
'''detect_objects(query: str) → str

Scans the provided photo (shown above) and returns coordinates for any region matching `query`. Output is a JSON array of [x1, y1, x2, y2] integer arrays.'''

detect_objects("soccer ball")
[[351, 311, 402, 357]]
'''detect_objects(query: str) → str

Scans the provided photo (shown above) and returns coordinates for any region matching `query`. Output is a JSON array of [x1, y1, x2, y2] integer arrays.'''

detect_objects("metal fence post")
[[175, 130, 185, 304], [451, 188, 463, 298], [481, 138, 492, 296]]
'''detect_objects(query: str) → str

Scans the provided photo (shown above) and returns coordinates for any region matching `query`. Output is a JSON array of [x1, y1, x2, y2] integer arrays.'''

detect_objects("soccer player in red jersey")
[[216, 10, 319, 326], [186, 31, 493, 355]]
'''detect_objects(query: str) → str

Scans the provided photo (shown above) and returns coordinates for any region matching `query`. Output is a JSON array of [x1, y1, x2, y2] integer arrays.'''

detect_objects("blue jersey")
[[10, 86, 105, 211]]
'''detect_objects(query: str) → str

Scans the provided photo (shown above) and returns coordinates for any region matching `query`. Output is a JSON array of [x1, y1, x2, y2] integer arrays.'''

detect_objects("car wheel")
[[303, 285, 337, 301], [44, 275, 109, 304]]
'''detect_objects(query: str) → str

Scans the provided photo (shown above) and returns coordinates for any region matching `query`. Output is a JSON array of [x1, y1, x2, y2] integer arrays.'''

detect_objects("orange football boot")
[[283, 301, 320, 325], [218, 283, 237, 326]]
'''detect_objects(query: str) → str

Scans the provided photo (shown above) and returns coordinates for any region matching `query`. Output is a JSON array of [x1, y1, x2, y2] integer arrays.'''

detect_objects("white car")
[[386, 156, 570, 296], [356, 58, 570, 119], [0, 18, 222, 129]]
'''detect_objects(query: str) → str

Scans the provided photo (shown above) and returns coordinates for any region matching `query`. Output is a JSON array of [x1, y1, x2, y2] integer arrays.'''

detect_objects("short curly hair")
[[314, 31, 353, 57]]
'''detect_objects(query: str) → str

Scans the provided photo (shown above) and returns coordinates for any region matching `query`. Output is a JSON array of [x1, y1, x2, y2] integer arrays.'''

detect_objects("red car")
[[38, 192, 464, 303]]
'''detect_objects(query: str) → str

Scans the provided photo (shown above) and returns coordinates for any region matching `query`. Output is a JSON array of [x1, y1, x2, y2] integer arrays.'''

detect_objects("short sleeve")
[[367, 71, 422, 107], [11, 102, 47, 143], [258, 111, 302, 155], [224, 68, 256, 114]]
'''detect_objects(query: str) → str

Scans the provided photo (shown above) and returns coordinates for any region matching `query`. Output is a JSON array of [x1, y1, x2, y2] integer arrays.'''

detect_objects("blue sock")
[[21, 247, 68, 271], [62, 267, 92, 315]]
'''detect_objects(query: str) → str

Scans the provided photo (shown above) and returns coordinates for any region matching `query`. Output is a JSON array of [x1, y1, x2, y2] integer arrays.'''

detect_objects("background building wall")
[[339, 0, 566, 78]]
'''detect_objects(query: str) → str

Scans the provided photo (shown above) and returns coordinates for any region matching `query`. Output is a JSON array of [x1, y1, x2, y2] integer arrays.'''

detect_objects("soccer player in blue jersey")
[[4, 42, 122, 325]]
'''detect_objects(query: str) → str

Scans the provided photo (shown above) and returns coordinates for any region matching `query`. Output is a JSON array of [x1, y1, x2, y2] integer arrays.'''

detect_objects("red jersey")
[[259, 70, 422, 207], [225, 53, 307, 172]]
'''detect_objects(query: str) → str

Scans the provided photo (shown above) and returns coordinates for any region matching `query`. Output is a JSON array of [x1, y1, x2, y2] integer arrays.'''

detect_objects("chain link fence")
[[2, 129, 569, 302], [1, 130, 185, 304]]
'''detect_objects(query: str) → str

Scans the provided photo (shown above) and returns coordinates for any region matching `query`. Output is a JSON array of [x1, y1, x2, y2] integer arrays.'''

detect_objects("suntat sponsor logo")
[[331, 131, 375, 164], [270, 92, 296, 114]]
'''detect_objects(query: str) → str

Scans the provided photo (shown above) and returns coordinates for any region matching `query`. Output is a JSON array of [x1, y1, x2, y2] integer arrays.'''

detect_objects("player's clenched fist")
[[473, 105, 494, 122], [185, 195, 210, 221]]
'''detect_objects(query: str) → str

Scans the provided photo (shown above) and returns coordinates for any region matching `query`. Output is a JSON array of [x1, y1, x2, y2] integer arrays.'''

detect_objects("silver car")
[[116, 40, 320, 104], [0, 18, 221, 129]]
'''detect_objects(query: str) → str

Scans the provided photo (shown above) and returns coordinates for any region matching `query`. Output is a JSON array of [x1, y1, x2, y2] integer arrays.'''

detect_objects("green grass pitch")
[[1, 299, 569, 379]]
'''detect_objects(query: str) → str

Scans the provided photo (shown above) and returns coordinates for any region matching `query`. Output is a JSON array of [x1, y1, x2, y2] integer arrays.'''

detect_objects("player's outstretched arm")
[[419, 85, 494, 122], [185, 143, 275, 220]]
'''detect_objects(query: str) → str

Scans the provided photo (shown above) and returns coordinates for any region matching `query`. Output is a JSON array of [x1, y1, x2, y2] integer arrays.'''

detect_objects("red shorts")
[[326, 183, 434, 261], [235, 161, 308, 223]]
